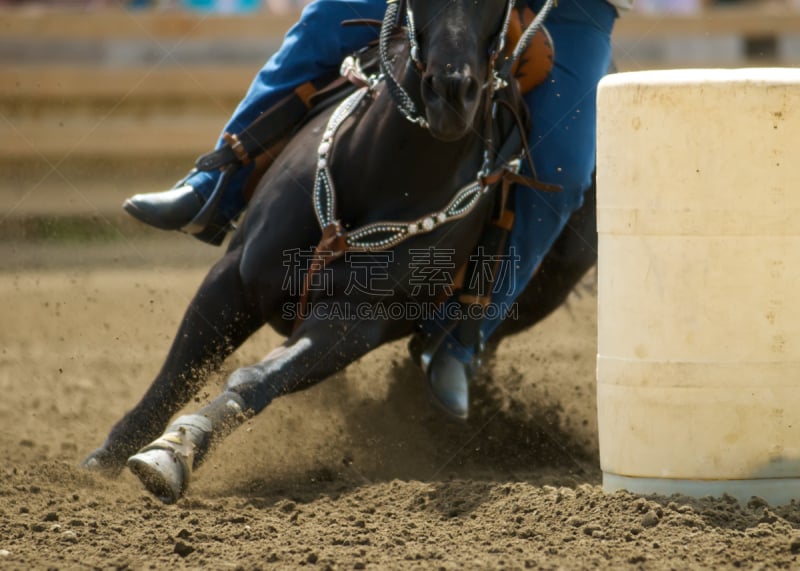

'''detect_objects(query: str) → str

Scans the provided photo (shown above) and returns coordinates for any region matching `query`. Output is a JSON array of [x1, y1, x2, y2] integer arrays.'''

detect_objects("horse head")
[[406, 0, 512, 142]]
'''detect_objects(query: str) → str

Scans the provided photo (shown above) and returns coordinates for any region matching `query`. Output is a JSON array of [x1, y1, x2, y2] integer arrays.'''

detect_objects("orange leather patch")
[[294, 81, 318, 109], [505, 7, 555, 94]]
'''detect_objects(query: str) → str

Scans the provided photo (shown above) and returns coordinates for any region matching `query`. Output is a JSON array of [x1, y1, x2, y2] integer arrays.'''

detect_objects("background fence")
[[1, 5, 798, 219]]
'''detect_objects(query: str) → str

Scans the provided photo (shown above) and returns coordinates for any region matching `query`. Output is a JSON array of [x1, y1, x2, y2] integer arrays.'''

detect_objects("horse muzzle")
[[421, 69, 482, 141]]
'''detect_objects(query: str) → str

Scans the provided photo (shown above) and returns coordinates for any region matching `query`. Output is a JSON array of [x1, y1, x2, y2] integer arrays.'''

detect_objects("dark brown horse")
[[81, 0, 594, 504]]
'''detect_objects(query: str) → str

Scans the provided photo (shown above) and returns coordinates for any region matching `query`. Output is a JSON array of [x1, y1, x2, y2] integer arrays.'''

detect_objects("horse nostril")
[[422, 74, 437, 102], [423, 73, 479, 105], [460, 76, 479, 104]]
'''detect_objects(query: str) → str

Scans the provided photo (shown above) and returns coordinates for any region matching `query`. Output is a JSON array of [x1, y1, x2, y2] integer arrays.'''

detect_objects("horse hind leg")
[[127, 317, 397, 503]]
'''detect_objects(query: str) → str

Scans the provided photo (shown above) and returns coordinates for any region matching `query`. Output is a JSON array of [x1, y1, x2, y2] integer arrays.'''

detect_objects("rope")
[[379, 0, 428, 128]]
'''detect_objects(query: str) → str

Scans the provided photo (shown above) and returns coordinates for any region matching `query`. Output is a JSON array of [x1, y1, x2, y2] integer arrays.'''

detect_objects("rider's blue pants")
[[476, 0, 616, 353], [185, 0, 386, 220], [185, 0, 617, 358], [424, 0, 617, 362]]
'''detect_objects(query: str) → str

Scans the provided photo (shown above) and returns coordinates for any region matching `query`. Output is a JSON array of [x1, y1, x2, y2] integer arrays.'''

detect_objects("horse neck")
[[381, 58, 487, 174], [334, 57, 488, 218]]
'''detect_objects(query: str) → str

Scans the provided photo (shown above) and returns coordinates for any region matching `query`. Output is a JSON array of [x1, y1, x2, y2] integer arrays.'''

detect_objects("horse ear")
[[504, 6, 555, 94]]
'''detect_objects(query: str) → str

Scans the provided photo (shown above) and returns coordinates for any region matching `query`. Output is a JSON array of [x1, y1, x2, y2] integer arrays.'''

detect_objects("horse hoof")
[[80, 448, 126, 478], [127, 448, 189, 504]]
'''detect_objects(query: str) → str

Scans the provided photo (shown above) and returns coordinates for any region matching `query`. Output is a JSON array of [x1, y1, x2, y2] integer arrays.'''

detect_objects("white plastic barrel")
[[596, 68, 800, 505]]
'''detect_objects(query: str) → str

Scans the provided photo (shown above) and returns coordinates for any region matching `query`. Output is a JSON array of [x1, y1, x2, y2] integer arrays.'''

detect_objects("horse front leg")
[[82, 248, 266, 475], [126, 315, 401, 504]]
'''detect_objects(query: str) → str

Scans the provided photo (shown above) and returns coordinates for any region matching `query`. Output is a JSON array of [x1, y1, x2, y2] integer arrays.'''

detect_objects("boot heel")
[[190, 222, 229, 247]]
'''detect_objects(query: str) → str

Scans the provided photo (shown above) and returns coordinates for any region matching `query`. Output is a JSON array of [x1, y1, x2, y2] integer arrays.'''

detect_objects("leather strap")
[[294, 222, 350, 332], [222, 132, 249, 165], [195, 74, 341, 173], [449, 182, 516, 354], [505, 7, 556, 94], [194, 37, 387, 176]]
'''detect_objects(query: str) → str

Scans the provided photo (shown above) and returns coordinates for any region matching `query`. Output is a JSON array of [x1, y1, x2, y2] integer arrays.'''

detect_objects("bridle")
[[312, 0, 559, 251], [405, 0, 516, 69], [297, 0, 559, 329], [379, 0, 555, 130]]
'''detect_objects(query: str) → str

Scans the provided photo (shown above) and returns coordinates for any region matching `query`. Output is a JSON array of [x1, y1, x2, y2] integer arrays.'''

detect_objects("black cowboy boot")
[[409, 332, 478, 421], [426, 346, 478, 420], [123, 184, 231, 246], [123, 185, 203, 231]]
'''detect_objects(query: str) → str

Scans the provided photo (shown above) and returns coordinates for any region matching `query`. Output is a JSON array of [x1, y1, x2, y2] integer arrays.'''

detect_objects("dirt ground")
[[4, 235, 800, 570]]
